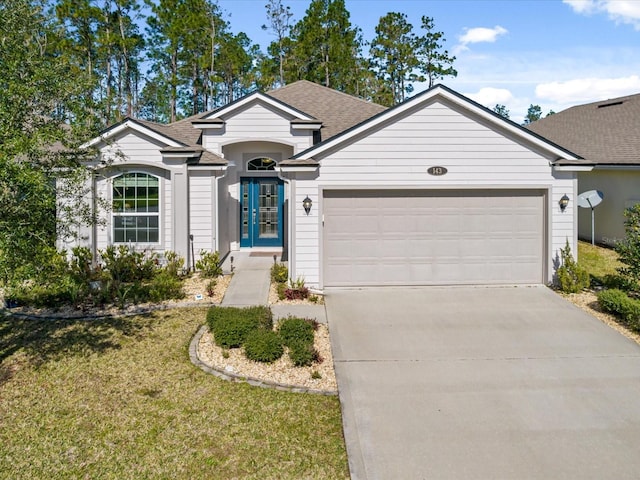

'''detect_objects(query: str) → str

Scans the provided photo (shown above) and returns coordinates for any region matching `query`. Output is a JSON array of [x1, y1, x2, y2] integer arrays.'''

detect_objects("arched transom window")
[[112, 172, 160, 243], [247, 157, 277, 171]]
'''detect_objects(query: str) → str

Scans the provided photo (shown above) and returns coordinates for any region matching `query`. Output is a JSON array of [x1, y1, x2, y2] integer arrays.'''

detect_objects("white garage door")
[[323, 189, 545, 286]]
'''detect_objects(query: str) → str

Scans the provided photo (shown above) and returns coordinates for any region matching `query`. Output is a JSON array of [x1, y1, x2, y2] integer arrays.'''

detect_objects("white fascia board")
[[161, 152, 200, 159], [81, 120, 183, 149], [291, 123, 322, 130], [279, 165, 319, 173], [553, 165, 594, 172], [202, 92, 316, 121], [187, 165, 227, 172], [297, 86, 582, 162], [192, 122, 225, 130]]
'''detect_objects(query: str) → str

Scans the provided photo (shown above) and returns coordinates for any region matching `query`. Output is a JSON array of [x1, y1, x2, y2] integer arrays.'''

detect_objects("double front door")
[[240, 177, 284, 247]]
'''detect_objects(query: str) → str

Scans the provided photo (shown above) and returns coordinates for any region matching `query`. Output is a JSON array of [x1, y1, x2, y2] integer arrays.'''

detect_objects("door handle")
[[252, 209, 256, 223]]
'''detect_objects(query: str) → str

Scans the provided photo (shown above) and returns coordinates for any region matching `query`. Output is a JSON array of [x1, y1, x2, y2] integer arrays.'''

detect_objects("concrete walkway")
[[220, 252, 273, 306], [326, 286, 640, 480], [219, 251, 326, 322]]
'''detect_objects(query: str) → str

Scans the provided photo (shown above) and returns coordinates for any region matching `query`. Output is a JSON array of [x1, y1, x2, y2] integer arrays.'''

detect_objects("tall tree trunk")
[[170, 50, 177, 123]]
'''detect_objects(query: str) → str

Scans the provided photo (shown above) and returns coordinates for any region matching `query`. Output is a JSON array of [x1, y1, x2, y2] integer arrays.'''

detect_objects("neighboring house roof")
[[267, 80, 387, 141], [526, 93, 640, 165], [285, 84, 582, 166]]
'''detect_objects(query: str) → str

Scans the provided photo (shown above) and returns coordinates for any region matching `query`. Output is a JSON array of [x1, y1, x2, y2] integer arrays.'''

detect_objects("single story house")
[[61, 80, 584, 289], [527, 93, 640, 246]]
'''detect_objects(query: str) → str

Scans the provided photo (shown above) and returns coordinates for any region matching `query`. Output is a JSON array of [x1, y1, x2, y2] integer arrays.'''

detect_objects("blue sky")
[[217, 0, 640, 122]]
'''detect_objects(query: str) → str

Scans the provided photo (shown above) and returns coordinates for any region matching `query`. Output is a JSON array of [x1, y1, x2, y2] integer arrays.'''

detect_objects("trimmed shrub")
[[244, 330, 284, 363], [598, 289, 640, 329], [603, 274, 639, 292], [207, 306, 273, 348], [278, 317, 315, 347], [288, 339, 319, 367], [276, 282, 287, 300], [271, 263, 288, 284], [243, 305, 274, 330], [196, 250, 223, 278], [149, 271, 185, 302], [556, 240, 589, 293]]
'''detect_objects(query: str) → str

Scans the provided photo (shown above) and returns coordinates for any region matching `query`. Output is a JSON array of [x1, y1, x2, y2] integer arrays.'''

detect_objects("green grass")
[[577, 240, 621, 282], [0, 308, 348, 479]]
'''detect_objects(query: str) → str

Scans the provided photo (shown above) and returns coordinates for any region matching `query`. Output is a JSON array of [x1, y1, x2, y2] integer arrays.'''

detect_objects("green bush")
[[149, 271, 185, 302], [243, 305, 274, 330], [207, 306, 273, 348], [278, 317, 315, 347], [99, 245, 157, 283], [276, 282, 287, 300], [163, 251, 185, 279], [244, 330, 284, 363], [597, 289, 640, 329], [271, 263, 288, 284], [603, 274, 639, 293], [196, 250, 223, 278], [556, 240, 589, 293], [69, 246, 95, 283], [616, 204, 640, 290], [288, 339, 319, 367]]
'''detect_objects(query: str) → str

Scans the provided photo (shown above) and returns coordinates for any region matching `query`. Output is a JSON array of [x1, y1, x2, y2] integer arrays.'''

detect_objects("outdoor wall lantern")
[[302, 196, 313, 215], [559, 194, 570, 212]]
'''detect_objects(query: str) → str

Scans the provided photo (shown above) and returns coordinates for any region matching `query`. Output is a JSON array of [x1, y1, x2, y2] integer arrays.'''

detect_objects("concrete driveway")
[[325, 286, 640, 480]]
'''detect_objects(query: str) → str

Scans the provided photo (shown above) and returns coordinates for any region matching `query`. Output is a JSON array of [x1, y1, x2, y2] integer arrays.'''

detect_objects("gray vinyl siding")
[[203, 103, 313, 155], [291, 100, 575, 287], [189, 170, 216, 260]]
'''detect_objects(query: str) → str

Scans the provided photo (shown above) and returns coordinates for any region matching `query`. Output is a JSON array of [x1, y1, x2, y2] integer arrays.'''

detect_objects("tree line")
[[52, 0, 459, 127]]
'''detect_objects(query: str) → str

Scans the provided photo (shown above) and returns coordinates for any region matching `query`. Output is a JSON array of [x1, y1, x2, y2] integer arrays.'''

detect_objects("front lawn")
[[0, 308, 349, 479]]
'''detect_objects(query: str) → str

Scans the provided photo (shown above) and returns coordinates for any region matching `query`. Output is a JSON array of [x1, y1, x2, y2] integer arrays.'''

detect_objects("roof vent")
[[598, 101, 623, 108]]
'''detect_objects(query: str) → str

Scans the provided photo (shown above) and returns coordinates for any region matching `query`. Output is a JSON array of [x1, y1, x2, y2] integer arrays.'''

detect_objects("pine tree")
[[415, 16, 457, 88], [370, 12, 418, 106]]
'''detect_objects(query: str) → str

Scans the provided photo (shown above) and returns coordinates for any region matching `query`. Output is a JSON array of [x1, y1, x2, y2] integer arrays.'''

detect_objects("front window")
[[112, 172, 159, 243]]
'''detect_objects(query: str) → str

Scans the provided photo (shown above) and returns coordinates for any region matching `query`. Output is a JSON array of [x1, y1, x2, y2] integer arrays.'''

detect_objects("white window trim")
[[111, 171, 162, 246]]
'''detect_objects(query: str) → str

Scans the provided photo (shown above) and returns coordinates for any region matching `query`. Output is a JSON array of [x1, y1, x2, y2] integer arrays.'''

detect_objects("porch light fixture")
[[559, 194, 570, 212], [302, 196, 312, 215]]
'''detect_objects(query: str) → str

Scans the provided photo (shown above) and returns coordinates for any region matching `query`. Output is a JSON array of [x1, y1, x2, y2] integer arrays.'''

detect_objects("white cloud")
[[535, 75, 640, 103], [455, 26, 508, 53], [564, 0, 640, 29], [464, 87, 514, 107], [563, 0, 596, 14]]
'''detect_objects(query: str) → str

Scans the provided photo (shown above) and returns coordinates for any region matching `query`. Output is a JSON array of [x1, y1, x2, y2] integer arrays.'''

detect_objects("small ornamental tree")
[[556, 240, 589, 293], [615, 204, 640, 290]]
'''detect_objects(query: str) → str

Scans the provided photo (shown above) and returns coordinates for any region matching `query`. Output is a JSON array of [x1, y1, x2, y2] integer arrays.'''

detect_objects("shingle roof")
[[136, 117, 201, 146], [108, 81, 386, 165], [526, 93, 640, 165], [266, 80, 387, 141]]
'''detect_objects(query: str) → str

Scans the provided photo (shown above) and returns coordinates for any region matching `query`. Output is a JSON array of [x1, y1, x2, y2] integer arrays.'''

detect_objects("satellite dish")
[[577, 190, 604, 209], [577, 190, 604, 245]]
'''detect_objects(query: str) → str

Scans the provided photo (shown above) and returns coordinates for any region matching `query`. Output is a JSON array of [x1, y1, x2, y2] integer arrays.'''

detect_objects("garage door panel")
[[323, 190, 544, 286]]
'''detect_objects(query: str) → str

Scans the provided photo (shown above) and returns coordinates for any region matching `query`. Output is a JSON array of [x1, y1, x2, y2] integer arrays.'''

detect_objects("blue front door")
[[240, 178, 284, 247]]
